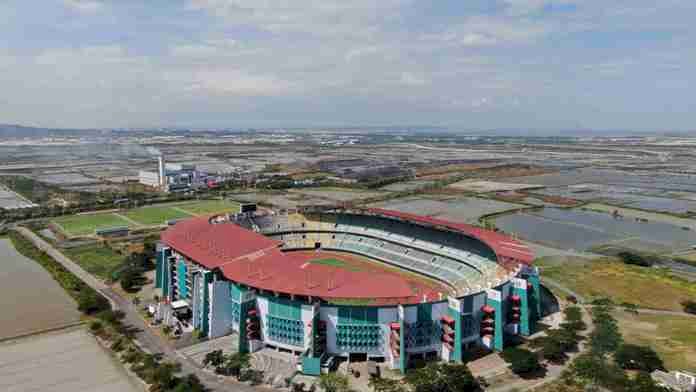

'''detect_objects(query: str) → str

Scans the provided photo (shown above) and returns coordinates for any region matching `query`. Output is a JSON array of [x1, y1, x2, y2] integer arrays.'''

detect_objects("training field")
[[175, 199, 241, 215], [53, 213, 133, 237], [51, 199, 241, 237], [122, 205, 193, 226]]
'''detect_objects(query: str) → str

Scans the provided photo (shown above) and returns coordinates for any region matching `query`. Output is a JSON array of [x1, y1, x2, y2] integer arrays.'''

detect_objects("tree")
[[501, 347, 542, 376], [203, 350, 224, 368], [627, 372, 670, 392], [535, 334, 568, 363], [617, 251, 653, 267], [572, 353, 628, 390], [319, 373, 351, 392], [405, 362, 479, 392], [77, 289, 110, 314], [682, 300, 696, 315], [589, 316, 622, 356], [216, 353, 250, 377], [120, 266, 147, 292], [369, 377, 406, 392], [615, 344, 664, 372], [172, 374, 206, 392]]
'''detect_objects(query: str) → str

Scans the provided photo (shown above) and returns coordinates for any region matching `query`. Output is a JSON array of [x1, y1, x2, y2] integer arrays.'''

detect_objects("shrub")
[[615, 344, 664, 372], [617, 251, 653, 267], [78, 290, 110, 314], [501, 347, 542, 376], [319, 373, 351, 392], [682, 300, 696, 315], [89, 320, 103, 332], [405, 362, 479, 392]]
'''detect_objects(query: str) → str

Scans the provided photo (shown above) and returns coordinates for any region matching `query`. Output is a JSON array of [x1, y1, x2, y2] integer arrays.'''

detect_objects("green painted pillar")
[[511, 278, 531, 336], [486, 289, 504, 351], [161, 254, 170, 299], [527, 273, 541, 321], [155, 247, 164, 288], [200, 271, 213, 337]]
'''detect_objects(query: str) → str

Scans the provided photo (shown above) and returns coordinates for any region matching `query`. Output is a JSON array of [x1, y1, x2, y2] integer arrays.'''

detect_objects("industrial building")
[[139, 155, 217, 192], [155, 207, 539, 375]]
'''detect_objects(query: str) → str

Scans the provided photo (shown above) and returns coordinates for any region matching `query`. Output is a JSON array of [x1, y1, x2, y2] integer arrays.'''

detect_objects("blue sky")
[[0, 0, 694, 131]]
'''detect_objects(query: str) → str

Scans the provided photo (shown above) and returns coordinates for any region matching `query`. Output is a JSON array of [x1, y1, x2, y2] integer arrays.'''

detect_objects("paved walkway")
[[14, 227, 260, 392]]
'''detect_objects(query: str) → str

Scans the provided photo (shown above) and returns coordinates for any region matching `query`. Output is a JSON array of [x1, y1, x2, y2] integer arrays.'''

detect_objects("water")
[[494, 208, 696, 252], [0, 239, 81, 339]]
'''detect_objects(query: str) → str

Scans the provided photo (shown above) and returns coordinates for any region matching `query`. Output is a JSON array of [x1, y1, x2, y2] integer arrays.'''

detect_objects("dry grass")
[[537, 257, 696, 311], [615, 310, 696, 373]]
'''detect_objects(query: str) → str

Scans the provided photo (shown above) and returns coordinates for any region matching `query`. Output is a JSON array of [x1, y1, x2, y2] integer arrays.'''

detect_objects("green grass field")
[[62, 244, 124, 279], [122, 206, 193, 226], [175, 199, 241, 215], [615, 310, 696, 373], [309, 258, 362, 271], [536, 257, 696, 312], [53, 213, 132, 236], [51, 200, 243, 237]]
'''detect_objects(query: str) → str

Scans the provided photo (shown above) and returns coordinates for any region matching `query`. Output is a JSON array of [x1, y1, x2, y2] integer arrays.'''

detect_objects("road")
[[15, 226, 259, 392]]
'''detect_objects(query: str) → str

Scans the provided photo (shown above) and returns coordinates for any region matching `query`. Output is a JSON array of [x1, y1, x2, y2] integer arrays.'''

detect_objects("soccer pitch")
[[122, 206, 193, 226], [51, 199, 243, 237], [53, 213, 132, 236], [175, 199, 241, 215]]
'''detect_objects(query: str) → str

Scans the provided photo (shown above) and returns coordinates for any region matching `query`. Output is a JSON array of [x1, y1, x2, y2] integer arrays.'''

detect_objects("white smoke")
[[146, 146, 162, 156]]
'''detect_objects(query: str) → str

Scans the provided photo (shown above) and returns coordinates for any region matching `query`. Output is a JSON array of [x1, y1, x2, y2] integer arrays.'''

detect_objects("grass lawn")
[[615, 310, 696, 373], [309, 258, 362, 271], [53, 213, 132, 236], [62, 244, 124, 280], [176, 199, 241, 215], [536, 257, 696, 311], [122, 206, 193, 226]]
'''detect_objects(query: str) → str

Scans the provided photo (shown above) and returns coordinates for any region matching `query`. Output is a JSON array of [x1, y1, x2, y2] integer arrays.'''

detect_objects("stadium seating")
[[259, 212, 503, 294]]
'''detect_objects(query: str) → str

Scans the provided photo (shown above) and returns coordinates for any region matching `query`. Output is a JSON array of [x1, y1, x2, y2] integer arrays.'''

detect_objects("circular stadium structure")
[[155, 206, 540, 374]]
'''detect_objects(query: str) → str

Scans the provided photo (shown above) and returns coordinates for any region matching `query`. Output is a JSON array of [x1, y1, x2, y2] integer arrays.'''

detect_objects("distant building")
[[139, 155, 213, 193]]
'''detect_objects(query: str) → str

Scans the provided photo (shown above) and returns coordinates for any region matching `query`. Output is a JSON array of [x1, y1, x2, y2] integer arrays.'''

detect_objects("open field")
[[447, 179, 541, 193], [494, 207, 696, 253], [535, 257, 696, 311], [370, 195, 525, 224], [0, 328, 141, 392], [122, 205, 193, 225], [61, 244, 124, 280], [175, 199, 241, 215], [289, 187, 388, 202], [52, 213, 132, 236], [380, 180, 436, 192], [615, 310, 696, 373], [0, 239, 81, 340]]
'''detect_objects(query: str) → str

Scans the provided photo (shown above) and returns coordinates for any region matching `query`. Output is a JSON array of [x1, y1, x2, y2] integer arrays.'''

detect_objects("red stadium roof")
[[160, 209, 533, 301], [160, 217, 282, 270]]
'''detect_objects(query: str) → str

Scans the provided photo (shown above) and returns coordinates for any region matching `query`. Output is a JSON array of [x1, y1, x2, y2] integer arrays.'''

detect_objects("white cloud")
[[400, 72, 427, 86], [63, 0, 102, 13]]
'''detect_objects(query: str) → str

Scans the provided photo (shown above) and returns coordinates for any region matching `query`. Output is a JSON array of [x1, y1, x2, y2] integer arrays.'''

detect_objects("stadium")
[[155, 206, 540, 375]]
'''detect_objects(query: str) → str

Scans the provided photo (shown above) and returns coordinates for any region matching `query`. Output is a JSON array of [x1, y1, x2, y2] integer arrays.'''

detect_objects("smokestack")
[[158, 155, 165, 187]]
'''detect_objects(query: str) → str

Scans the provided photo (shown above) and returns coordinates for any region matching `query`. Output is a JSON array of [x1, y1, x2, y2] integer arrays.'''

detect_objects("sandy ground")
[[0, 239, 81, 340], [0, 328, 142, 392]]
